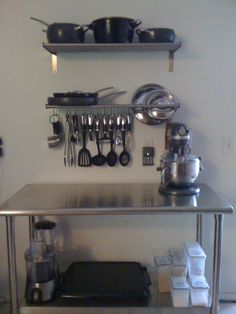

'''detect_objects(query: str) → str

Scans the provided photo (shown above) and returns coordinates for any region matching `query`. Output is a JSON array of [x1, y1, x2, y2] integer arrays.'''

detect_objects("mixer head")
[[166, 122, 191, 155]]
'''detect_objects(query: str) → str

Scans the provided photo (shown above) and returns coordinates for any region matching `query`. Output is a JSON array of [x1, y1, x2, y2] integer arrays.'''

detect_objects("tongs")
[[64, 115, 74, 167]]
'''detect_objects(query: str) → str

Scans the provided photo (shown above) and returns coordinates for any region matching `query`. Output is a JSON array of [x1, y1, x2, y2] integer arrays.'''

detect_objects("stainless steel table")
[[0, 183, 233, 314]]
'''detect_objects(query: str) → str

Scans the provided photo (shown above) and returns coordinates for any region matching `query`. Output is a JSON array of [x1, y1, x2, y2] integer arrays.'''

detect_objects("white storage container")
[[183, 242, 206, 276], [168, 247, 184, 257], [154, 256, 170, 293], [170, 254, 188, 277], [189, 275, 209, 306], [170, 276, 189, 307]]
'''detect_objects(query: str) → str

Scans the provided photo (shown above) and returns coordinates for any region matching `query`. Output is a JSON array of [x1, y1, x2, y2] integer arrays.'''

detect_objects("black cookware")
[[31, 17, 88, 43], [48, 87, 126, 106], [136, 28, 175, 43], [91, 117, 106, 166], [59, 261, 151, 299], [88, 17, 142, 43]]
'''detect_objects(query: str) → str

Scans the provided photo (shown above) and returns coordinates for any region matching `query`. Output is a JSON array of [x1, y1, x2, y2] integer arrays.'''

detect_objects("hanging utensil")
[[119, 116, 130, 167], [71, 114, 80, 144], [91, 116, 106, 166], [48, 113, 63, 148], [115, 114, 123, 146], [78, 115, 92, 167], [106, 115, 118, 167], [88, 114, 94, 141], [64, 115, 70, 166], [101, 115, 109, 140], [126, 113, 132, 149]]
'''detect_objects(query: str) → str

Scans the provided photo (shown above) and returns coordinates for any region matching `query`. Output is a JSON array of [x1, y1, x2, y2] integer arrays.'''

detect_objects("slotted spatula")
[[78, 114, 92, 167]]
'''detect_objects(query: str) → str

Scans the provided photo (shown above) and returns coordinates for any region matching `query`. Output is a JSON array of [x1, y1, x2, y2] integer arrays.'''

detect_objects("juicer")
[[25, 220, 58, 304]]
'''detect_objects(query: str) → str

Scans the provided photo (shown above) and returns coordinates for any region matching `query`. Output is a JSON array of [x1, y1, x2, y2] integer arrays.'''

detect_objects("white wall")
[[0, 0, 236, 300]]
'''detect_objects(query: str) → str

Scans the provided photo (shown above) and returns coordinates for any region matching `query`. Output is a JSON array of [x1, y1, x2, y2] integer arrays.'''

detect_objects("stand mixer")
[[157, 122, 203, 195]]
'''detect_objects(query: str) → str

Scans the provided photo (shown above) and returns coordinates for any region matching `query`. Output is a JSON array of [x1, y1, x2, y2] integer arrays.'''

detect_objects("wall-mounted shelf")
[[43, 42, 182, 72], [46, 103, 180, 109]]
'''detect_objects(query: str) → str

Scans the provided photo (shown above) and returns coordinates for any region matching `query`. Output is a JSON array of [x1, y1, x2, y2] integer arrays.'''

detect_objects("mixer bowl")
[[158, 156, 202, 187]]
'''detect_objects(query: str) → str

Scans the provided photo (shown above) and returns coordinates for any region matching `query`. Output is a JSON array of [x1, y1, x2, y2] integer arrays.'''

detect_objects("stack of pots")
[[31, 16, 176, 44]]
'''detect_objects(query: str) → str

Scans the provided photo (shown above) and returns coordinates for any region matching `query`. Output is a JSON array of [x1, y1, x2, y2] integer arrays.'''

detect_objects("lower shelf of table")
[[19, 291, 211, 314], [2, 302, 214, 314]]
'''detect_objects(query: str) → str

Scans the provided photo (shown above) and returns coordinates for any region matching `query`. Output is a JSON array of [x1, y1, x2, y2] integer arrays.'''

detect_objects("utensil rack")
[[42, 42, 182, 72], [46, 103, 180, 110]]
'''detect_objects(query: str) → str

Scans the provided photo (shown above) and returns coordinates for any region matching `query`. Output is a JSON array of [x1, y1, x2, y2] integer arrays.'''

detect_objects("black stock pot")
[[88, 17, 142, 43]]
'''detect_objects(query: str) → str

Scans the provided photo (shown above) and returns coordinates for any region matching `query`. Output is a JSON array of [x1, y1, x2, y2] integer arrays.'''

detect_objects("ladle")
[[119, 116, 130, 166], [106, 115, 117, 167], [91, 116, 106, 166]]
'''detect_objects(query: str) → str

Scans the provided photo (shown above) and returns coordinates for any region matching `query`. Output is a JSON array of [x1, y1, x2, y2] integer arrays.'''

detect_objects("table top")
[[0, 183, 233, 216]]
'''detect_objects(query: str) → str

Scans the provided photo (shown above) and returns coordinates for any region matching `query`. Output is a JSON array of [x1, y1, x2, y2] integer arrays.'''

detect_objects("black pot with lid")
[[88, 17, 142, 43]]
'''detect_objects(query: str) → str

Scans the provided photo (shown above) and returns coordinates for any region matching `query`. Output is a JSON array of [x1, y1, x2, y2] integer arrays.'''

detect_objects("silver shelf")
[[18, 274, 211, 314], [46, 103, 180, 109], [42, 42, 182, 72], [0, 183, 233, 216], [43, 42, 181, 54]]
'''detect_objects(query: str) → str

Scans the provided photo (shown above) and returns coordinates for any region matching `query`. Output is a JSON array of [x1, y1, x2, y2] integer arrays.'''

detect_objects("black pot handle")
[[30, 17, 49, 27], [87, 23, 94, 30], [74, 24, 90, 33], [136, 28, 144, 35], [130, 19, 142, 28]]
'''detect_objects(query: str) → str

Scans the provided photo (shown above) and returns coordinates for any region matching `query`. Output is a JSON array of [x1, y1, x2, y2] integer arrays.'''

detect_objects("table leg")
[[196, 213, 203, 246], [211, 214, 224, 314], [29, 216, 35, 240], [6, 216, 19, 314]]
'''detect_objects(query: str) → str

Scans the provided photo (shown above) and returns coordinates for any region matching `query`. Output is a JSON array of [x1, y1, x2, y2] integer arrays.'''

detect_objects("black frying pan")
[[48, 87, 127, 106]]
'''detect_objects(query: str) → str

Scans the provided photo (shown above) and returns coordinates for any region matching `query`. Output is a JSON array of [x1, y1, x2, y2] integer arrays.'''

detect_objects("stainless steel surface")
[[132, 84, 180, 125], [211, 214, 224, 314], [6, 217, 19, 314], [29, 216, 35, 239], [0, 183, 233, 216], [42, 42, 182, 54], [159, 156, 202, 186], [46, 103, 179, 109], [6, 302, 236, 314], [196, 214, 203, 246], [19, 274, 212, 314], [25, 277, 57, 304], [43, 42, 181, 72], [2, 184, 233, 314]]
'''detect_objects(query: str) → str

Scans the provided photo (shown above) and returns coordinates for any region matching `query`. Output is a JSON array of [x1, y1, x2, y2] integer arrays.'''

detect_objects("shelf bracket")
[[51, 54, 58, 73], [168, 51, 174, 72]]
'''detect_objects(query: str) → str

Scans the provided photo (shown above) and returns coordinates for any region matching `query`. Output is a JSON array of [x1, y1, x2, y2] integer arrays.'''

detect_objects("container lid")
[[171, 276, 189, 290], [154, 256, 170, 266], [171, 254, 187, 267], [183, 242, 206, 258], [189, 275, 209, 289], [168, 248, 184, 257]]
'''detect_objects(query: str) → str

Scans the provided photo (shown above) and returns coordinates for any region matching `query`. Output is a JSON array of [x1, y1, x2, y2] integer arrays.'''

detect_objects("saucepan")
[[30, 17, 89, 43], [48, 87, 127, 106], [136, 28, 175, 43], [88, 17, 142, 43]]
